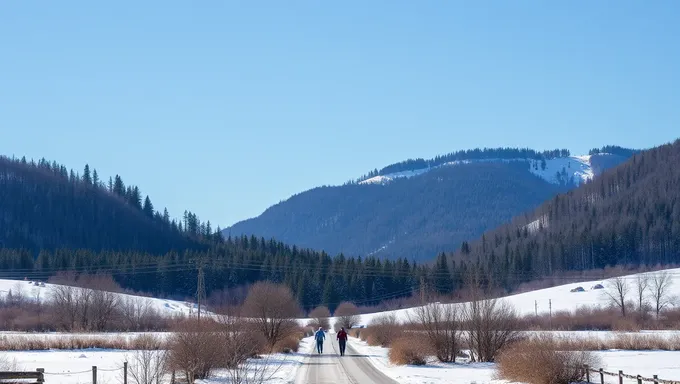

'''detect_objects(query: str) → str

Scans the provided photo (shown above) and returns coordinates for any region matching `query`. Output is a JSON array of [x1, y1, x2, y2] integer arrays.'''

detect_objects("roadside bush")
[[167, 320, 222, 383], [388, 336, 430, 366], [496, 335, 601, 384], [366, 314, 400, 347]]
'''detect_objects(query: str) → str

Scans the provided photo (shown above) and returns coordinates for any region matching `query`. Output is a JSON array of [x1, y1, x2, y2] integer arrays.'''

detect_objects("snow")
[[347, 336, 680, 384], [528, 155, 594, 186], [300, 268, 680, 328], [1, 339, 315, 384], [359, 155, 601, 187], [360, 168, 431, 184], [0, 279, 206, 318]]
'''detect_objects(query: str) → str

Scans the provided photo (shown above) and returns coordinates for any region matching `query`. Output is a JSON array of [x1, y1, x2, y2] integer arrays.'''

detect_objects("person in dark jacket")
[[336, 327, 348, 356], [314, 327, 325, 354]]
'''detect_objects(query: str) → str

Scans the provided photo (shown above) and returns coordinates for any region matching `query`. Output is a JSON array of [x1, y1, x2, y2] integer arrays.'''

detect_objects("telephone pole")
[[549, 299, 552, 330], [535, 300, 538, 317], [195, 258, 206, 323]]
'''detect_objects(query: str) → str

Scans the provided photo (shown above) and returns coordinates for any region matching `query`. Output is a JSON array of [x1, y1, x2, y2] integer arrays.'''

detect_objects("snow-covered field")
[[303, 268, 680, 328], [1, 338, 315, 384], [348, 336, 680, 384], [0, 279, 205, 318], [4, 268, 680, 383]]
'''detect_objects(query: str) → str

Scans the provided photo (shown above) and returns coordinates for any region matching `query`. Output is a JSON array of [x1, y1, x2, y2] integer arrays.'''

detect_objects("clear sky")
[[1, 1, 679, 228]]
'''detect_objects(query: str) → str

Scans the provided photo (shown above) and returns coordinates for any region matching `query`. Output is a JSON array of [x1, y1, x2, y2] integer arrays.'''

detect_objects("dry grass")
[[363, 314, 401, 347], [496, 335, 601, 384], [528, 333, 680, 351], [388, 335, 431, 366], [0, 334, 167, 351]]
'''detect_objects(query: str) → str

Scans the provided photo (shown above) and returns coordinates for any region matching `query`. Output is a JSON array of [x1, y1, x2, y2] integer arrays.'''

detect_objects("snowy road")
[[294, 335, 398, 384]]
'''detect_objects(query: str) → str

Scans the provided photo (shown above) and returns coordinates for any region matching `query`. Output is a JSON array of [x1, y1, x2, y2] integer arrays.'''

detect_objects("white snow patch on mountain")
[[360, 155, 600, 186], [528, 155, 595, 186]]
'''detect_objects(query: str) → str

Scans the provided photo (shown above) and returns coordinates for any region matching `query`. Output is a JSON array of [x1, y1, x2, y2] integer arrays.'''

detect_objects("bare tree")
[[464, 297, 520, 362], [410, 302, 461, 362], [124, 335, 167, 384], [50, 284, 78, 330], [650, 270, 674, 319], [87, 275, 121, 331], [242, 282, 301, 350], [307, 306, 331, 330], [605, 276, 630, 317], [335, 302, 361, 330], [635, 274, 649, 315], [121, 297, 154, 330]]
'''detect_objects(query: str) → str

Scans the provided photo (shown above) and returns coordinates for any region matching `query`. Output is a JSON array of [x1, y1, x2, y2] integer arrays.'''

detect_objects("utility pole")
[[549, 299, 552, 330], [420, 277, 426, 304], [535, 300, 538, 317], [195, 258, 206, 323]]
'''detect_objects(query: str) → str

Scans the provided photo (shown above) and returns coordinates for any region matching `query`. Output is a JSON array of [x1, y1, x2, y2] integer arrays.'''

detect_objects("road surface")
[[294, 334, 398, 384]]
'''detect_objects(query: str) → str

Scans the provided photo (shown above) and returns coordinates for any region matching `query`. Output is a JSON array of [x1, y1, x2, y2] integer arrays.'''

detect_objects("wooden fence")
[[1, 363, 128, 384], [585, 365, 680, 384], [0, 369, 44, 384]]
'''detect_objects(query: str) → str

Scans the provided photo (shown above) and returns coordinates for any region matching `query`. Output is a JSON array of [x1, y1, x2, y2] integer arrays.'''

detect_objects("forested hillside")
[[449, 139, 680, 292], [226, 149, 632, 261], [0, 155, 212, 254]]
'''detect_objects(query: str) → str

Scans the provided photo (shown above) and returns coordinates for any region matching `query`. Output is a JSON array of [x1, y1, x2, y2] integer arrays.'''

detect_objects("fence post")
[[171, 370, 175, 384], [123, 362, 128, 384], [654, 374, 659, 384], [637, 375, 642, 384], [92, 366, 97, 384], [599, 368, 604, 384], [585, 365, 590, 382], [619, 370, 623, 384], [36, 369, 44, 384]]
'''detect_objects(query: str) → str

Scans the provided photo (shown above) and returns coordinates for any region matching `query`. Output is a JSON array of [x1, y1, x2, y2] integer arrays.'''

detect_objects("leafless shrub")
[[307, 306, 331, 330], [365, 313, 400, 347], [166, 319, 222, 383], [464, 297, 520, 362], [334, 302, 361, 330], [388, 335, 430, 366], [496, 335, 601, 384], [124, 337, 168, 384], [0, 353, 19, 370], [243, 282, 302, 350], [218, 307, 292, 384], [410, 303, 462, 362]]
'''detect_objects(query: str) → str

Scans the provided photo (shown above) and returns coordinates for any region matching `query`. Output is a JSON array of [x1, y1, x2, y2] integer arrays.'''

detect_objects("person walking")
[[314, 327, 325, 354], [336, 327, 348, 356]]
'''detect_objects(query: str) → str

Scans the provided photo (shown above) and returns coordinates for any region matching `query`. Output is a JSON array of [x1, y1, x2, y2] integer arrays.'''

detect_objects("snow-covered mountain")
[[360, 154, 601, 187]]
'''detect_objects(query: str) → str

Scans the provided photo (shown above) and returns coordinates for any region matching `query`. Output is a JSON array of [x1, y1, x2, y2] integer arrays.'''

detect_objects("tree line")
[[446, 139, 680, 292], [351, 147, 573, 183], [0, 155, 217, 254]]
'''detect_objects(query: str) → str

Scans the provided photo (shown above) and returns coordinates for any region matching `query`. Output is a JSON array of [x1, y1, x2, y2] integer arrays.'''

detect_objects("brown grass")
[[388, 335, 430, 366], [0, 334, 168, 351], [527, 333, 680, 351], [496, 335, 601, 384], [365, 314, 400, 347]]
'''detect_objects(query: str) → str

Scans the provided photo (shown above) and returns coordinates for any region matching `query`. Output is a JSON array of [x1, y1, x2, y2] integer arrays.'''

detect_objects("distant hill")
[[225, 147, 634, 261]]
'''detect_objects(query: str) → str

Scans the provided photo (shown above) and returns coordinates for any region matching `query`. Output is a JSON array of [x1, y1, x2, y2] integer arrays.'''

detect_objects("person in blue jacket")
[[314, 327, 326, 354]]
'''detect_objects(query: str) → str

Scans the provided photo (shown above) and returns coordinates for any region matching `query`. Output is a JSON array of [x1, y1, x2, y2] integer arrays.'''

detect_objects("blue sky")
[[1, 1, 679, 228]]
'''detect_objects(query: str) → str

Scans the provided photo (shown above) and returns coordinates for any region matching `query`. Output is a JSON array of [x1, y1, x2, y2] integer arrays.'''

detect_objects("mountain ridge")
[[225, 146, 636, 261]]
